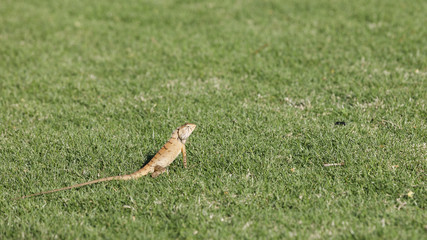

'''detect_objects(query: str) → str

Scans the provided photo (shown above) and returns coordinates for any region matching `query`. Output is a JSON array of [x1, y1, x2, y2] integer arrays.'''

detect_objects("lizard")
[[16, 123, 196, 199]]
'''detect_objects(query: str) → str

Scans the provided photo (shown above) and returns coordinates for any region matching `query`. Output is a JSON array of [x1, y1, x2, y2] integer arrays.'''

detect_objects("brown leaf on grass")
[[252, 43, 269, 55]]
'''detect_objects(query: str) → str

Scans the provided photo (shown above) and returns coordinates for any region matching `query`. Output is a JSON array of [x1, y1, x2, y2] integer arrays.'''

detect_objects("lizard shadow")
[[139, 153, 157, 169]]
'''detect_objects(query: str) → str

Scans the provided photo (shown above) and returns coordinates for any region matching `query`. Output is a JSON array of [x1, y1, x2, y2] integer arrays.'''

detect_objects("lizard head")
[[176, 123, 196, 143]]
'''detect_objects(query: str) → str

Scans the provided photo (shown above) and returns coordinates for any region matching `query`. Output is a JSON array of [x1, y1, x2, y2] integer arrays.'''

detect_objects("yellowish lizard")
[[17, 123, 196, 199]]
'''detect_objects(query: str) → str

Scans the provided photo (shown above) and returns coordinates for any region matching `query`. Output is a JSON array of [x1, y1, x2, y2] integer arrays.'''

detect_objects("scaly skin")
[[17, 123, 196, 199]]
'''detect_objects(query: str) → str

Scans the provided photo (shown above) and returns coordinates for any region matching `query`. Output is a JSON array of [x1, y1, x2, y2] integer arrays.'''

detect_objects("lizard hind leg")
[[151, 166, 167, 178]]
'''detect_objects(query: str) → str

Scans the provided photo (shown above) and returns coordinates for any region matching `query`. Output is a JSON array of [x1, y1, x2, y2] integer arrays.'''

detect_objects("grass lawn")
[[1, 0, 426, 239]]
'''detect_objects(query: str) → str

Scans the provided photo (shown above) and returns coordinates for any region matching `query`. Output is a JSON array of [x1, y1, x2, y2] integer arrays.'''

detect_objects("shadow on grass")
[[139, 153, 157, 169]]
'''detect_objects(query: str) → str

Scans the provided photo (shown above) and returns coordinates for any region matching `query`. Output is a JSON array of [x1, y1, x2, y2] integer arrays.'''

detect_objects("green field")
[[1, 0, 426, 239]]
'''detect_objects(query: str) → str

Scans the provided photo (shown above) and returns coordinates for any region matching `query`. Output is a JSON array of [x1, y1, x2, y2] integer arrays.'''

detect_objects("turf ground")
[[0, 0, 426, 239]]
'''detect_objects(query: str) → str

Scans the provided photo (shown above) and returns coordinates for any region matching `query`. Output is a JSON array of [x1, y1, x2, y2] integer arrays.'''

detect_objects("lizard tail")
[[15, 167, 152, 200], [16, 176, 122, 200]]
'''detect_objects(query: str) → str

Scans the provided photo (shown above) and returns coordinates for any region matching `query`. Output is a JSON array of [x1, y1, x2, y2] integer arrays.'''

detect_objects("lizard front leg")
[[182, 145, 187, 168]]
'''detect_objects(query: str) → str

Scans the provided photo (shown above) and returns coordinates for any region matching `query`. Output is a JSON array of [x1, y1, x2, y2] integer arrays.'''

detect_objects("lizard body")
[[17, 123, 196, 199]]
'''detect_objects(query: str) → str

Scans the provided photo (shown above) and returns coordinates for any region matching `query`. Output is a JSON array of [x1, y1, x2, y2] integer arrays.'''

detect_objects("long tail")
[[16, 167, 151, 200]]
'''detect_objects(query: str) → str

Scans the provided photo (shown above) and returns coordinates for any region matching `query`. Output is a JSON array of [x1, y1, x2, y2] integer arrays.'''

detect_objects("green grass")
[[1, 0, 426, 239]]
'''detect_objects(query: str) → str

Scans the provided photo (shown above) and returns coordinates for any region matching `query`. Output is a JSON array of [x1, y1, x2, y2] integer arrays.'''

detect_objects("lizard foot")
[[151, 166, 166, 178]]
